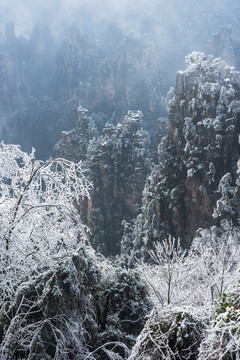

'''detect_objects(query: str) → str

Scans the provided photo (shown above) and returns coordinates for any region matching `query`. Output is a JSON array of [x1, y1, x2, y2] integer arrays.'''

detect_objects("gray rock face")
[[84, 111, 152, 255], [54, 106, 99, 163], [0, 20, 54, 114], [55, 109, 152, 255], [128, 53, 240, 259]]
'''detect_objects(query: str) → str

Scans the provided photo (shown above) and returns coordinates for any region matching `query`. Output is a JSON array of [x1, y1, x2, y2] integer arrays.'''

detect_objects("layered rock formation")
[[127, 52, 240, 259], [55, 109, 152, 255], [85, 111, 152, 255], [208, 24, 240, 70], [27, 20, 55, 96], [0, 21, 61, 158]]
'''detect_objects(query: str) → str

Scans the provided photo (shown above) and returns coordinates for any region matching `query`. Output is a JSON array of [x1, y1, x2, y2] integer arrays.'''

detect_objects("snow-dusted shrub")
[[0, 246, 99, 360], [213, 173, 239, 220], [137, 222, 240, 309], [128, 306, 205, 360], [131, 224, 240, 359], [137, 237, 208, 308], [141, 238, 187, 306], [94, 267, 152, 353], [198, 284, 240, 359], [191, 223, 240, 303], [0, 244, 151, 360], [0, 143, 93, 316]]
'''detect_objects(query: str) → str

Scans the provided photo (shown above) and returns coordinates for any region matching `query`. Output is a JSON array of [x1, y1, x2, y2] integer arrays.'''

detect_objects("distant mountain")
[[0, 22, 166, 159]]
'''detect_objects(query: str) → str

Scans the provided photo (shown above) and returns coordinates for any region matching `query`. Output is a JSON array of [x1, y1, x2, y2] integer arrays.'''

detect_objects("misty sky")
[[0, 0, 160, 37], [1, 1, 238, 57], [0, 0, 240, 87], [1, 0, 238, 38]]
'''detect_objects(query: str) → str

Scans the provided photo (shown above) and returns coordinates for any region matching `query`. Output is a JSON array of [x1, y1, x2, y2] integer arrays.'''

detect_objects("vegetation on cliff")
[[1, 3, 240, 358]]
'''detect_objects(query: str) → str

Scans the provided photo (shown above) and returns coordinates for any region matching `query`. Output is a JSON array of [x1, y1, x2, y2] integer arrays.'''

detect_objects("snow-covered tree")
[[0, 144, 151, 359], [213, 173, 239, 220], [0, 143, 92, 358], [191, 223, 240, 304], [128, 306, 206, 360], [137, 221, 240, 309], [137, 238, 188, 306], [0, 142, 91, 286], [131, 223, 240, 359], [198, 283, 240, 359]]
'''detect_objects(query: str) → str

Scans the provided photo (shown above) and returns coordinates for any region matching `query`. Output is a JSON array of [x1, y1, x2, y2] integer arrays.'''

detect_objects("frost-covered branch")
[[0, 143, 92, 319]]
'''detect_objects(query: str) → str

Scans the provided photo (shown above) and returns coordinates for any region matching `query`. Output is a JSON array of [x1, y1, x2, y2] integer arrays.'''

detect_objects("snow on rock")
[[126, 52, 240, 258]]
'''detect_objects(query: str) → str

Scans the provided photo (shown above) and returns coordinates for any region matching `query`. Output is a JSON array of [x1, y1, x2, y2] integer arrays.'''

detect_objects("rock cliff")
[[54, 106, 99, 163], [27, 19, 55, 96], [55, 109, 152, 255], [85, 111, 152, 255], [0, 20, 54, 115], [127, 52, 240, 259]]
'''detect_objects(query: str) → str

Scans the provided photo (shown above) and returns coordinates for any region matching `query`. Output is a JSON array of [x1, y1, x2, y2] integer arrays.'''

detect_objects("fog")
[[1, 0, 240, 158], [1, 0, 239, 39], [1, 0, 240, 83]]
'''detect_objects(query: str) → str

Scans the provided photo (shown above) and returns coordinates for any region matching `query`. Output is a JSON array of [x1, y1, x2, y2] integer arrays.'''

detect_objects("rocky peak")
[[116, 33, 165, 123], [83, 110, 151, 255], [124, 110, 142, 132], [127, 52, 240, 260], [117, 32, 144, 72], [0, 22, 166, 160], [102, 122, 115, 137], [54, 105, 98, 163], [76, 106, 90, 133]]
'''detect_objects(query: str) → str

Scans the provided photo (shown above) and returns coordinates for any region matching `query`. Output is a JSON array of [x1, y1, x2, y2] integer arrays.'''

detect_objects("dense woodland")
[[1, 1, 240, 359]]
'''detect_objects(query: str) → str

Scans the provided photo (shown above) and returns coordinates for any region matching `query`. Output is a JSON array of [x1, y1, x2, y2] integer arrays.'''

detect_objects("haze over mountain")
[[1, 0, 240, 86], [1, 1, 240, 359]]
